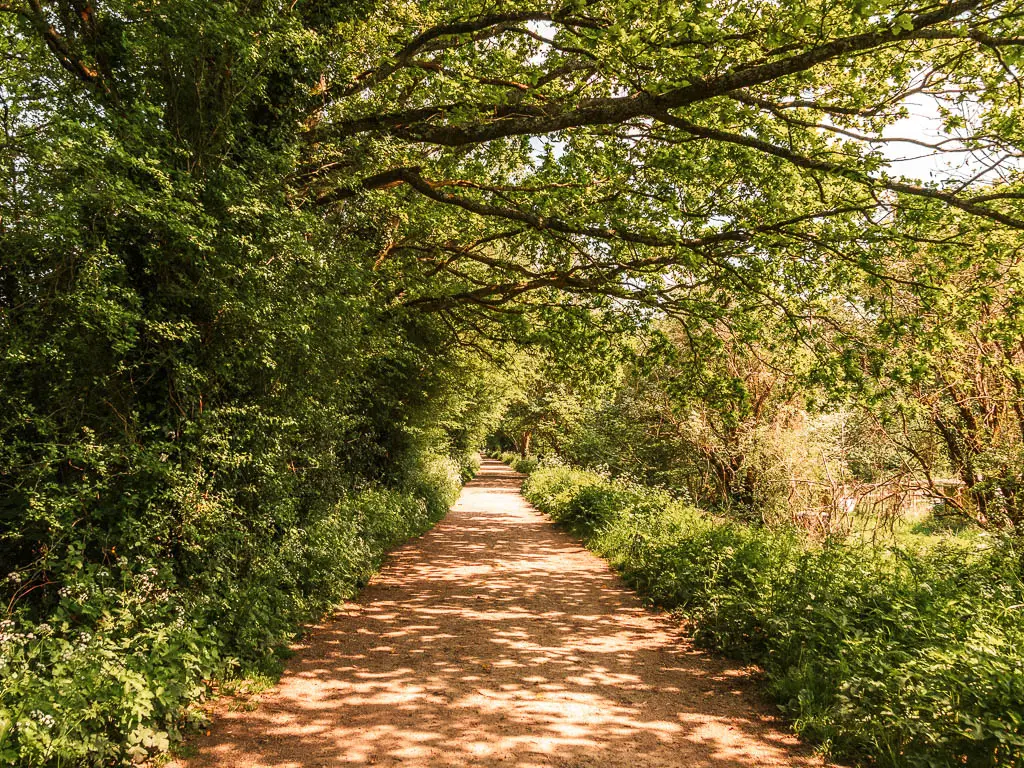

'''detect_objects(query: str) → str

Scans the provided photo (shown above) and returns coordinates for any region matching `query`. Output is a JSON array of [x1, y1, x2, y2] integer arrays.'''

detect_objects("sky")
[[878, 95, 986, 184]]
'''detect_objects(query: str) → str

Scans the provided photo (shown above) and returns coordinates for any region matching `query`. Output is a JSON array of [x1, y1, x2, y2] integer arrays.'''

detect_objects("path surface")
[[175, 460, 826, 767]]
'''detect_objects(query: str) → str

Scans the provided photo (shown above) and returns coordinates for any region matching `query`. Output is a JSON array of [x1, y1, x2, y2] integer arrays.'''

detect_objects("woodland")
[[1, 0, 1023, 765]]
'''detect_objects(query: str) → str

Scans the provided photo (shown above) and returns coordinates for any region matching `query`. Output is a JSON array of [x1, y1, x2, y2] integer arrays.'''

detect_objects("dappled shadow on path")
[[174, 460, 827, 768]]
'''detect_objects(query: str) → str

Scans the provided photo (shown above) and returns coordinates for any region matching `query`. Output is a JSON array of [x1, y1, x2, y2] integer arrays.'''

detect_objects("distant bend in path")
[[173, 459, 830, 768]]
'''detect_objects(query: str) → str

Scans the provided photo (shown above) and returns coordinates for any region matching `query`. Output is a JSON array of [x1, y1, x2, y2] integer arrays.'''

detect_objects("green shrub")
[[494, 452, 541, 475], [524, 466, 1024, 768], [0, 451, 459, 767], [401, 451, 463, 517], [511, 455, 539, 475], [0, 570, 216, 766], [456, 451, 482, 483]]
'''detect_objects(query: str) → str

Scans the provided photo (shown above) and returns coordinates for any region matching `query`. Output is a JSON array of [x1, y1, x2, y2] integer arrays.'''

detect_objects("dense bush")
[[0, 456, 459, 767], [512, 456, 540, 475], [456, 452, 482, 483], [0, 7, 500, 765], [497, 452, 540, 475], [524, 466, 1024, 767]]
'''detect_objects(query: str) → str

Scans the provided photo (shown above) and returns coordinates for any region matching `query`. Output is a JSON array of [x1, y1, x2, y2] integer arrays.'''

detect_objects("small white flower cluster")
[[169, 603, 187, 630], [132, 566, 168, 599], [0, 620, 37, 646], [30, 710, 56, 729], [58, 582, 97, 602]]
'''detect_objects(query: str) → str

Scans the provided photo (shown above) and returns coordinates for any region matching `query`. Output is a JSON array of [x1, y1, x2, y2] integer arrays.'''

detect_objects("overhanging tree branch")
[[332, 9, 605, 100], [329, 0, 986, 146], [652, 112, 1024, 229]]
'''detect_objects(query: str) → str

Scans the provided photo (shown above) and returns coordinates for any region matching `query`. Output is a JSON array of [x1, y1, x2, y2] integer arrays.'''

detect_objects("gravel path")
[[173, 459, 827, 767]]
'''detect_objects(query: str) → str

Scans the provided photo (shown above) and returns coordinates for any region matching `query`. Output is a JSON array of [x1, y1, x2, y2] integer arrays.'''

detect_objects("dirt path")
[[174, 459, 827, 767]]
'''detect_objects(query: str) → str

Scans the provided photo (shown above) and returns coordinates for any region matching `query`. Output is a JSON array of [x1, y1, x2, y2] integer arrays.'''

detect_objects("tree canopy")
[[5, 0, 1024, 323]]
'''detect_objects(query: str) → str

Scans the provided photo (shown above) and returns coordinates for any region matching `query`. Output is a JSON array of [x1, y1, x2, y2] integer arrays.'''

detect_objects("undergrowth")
[[0, 451, 467, 767], [497, 451, 539, 475], [523, 465, 1024, 768]]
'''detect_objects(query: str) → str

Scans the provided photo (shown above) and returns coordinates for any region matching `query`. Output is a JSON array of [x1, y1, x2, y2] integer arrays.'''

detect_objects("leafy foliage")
[[0, 6, 495, 764], [525, 465, 1024, 767], [835, 219, 1024, 534], [0, 468, 459, 766], [3, 0, 1024, 764]]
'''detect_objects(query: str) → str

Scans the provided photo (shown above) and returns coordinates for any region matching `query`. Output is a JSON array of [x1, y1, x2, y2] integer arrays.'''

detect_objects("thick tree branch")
[[333, 9, 604, 100], [387, 167, 682, 247], [320, 164, 893, 265], [329, 0, 985, 146], [313, 166, 422, 206]]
